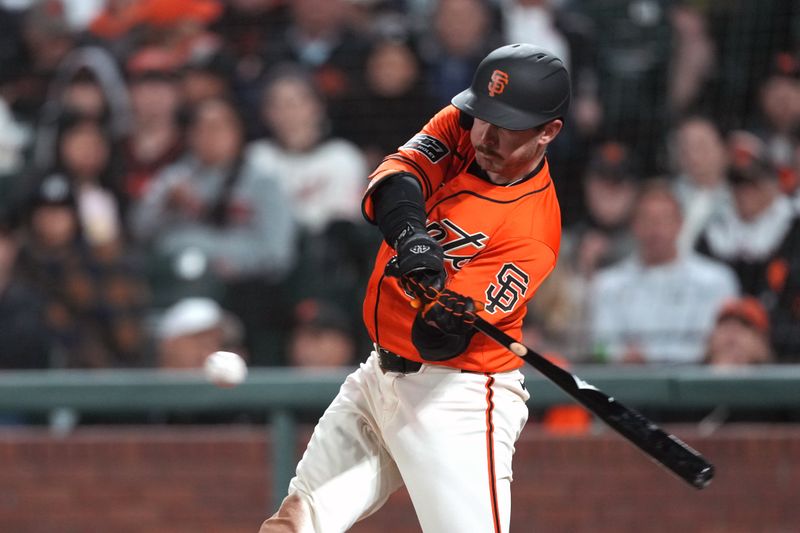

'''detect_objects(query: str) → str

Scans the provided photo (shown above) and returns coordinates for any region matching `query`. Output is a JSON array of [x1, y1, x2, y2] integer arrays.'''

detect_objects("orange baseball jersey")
[[362, 105, 561, 374]]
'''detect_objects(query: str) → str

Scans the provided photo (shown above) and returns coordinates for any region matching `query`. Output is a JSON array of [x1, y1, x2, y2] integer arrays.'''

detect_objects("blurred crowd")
[[0, 0, 798, 373]]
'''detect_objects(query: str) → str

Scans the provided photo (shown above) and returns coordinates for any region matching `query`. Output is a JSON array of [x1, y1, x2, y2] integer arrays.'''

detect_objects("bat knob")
[[694, 464, 715, 489]]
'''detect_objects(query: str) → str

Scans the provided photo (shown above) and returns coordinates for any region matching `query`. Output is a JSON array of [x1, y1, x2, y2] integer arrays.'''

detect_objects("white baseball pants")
[[273, 352, 529, 532]]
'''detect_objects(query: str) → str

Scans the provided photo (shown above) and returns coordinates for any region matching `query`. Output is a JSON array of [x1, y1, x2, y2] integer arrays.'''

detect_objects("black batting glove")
[[393, 223, 446, 300], [419, 289, 478, 336], [410, 289, 479, 361]]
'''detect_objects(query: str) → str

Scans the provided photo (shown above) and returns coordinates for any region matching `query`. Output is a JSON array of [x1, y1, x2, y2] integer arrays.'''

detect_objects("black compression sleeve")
[[372, 173, 427, 246]]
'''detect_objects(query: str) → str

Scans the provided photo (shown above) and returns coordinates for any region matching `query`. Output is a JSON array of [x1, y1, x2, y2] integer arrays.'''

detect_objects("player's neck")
[[486, 148, 546, 185]]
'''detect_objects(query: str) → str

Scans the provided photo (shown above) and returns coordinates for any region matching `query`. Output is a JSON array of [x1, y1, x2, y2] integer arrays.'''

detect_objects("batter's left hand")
[[419, 289, 480, 336]]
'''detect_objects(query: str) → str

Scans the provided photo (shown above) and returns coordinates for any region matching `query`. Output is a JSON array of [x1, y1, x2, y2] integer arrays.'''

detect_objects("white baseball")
[[203, 351, 248, 387]]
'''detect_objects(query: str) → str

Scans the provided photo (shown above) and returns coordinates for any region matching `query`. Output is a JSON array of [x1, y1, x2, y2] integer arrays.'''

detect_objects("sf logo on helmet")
[[488, 70, 509, 97], [485, 263, 529, 314]]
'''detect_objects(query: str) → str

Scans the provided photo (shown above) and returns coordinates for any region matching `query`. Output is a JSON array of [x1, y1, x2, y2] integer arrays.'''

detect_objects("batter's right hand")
[[392, 223, 446, 300]]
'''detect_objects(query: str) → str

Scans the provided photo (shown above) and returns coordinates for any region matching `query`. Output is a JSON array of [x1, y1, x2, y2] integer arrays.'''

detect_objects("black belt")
[[376, 345, 423, 374], [376, 345, 482, 374]]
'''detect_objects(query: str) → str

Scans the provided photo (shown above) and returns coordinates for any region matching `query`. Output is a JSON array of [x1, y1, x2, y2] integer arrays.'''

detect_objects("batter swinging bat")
[[469, 315, 715, 490]]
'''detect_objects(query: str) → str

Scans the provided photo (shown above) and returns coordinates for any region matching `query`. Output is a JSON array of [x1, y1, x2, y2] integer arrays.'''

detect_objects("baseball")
[[203, 351, 248, 387]]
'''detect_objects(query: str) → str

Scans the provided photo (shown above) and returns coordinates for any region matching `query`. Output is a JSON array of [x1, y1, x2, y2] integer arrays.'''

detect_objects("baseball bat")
[[469, 315, 715, 489]]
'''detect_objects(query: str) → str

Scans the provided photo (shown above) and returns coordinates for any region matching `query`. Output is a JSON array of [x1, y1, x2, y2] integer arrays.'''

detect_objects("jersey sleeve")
[[446, 237, 558, 325], [362, 105, 465, 223]]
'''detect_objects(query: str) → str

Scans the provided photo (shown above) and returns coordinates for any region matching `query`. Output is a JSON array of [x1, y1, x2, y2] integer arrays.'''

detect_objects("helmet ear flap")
[[458, 110, 474, 130]]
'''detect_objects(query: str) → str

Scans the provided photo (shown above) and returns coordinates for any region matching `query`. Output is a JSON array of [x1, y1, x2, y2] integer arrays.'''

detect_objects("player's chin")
[[476, 153, 503, 171]]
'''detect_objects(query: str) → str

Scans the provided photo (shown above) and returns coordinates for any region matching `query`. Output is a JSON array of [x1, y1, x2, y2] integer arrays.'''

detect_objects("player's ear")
[[538, 119, 563, 145]]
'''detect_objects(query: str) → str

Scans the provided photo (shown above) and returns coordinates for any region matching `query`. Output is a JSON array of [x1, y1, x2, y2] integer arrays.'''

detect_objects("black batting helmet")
[[451, 44, 571, 131]]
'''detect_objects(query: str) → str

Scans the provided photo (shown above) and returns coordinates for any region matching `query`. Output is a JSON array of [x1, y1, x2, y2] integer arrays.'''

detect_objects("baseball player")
[[260, 44, 570, 533]]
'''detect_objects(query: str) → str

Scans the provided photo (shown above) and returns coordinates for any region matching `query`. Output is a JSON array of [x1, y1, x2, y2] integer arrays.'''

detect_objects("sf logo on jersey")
[[485, 263, 529, 314], [427, 219, 488, 270]]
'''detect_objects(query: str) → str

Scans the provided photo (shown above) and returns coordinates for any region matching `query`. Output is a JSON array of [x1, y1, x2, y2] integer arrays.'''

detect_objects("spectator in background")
[[419, 0, 501, 108], [33, 46, 131, 172], [346, 37, 436, 167], [577, 0, 674, 174], [590, 181, 739, 364], [696, 130, 797, 295], [131, 97, 296, 282], [578, 0, 716, 175], [533, 142, 639, 359], [701, 0, 797, 132], [670, 116, 733, 252], [666, 4, 716, 117], [753, 52, 800, 193], [88, 0, 224, 64], [564, 142, 638, 278], [212, 0, 290, 136], [131, 97, 297, 364], [287, 299, 356, 368], [122, 51, 185, 202], [17, 175, 148, 368], [705, 297, 772, 367], [157, 297, 245, 369], [261, 0, 371, 138], [89, 0, 229, 119], [13, 0, 78, 129], [0, 7, 30, 184], [0, 214, 51, 369], [179, 51, 235, 111], [520, 264, 584, 360], [247, 66, 375, 350], [247, 66, 366, 235], [759, 183, 800, 361], [500, 0, 570, 69], [0, 96, 29, 205], [49, 114, 127, 248]]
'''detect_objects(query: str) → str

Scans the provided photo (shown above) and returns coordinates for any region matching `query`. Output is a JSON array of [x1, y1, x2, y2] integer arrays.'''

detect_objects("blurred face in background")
[[190, 100, 243, 167], [289, 326, 355, 367], [584, 173, 638, 229], [262, 75, 325, 152], [292, 0, 347, 37], [760, 76, 800, 133], [631, 189, 682, 266], [63, 80, 107, 121], [675, 118, 728, 187], [435, 0, 490, 56], [31, 205, 77, 248], [366, 41, 420, 98], [130, 76, 181, 125], [181, 70, 229, 109], [706, 317, 771, 366], [731, 178, 779, 221], [59, 121, 110, 182]]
